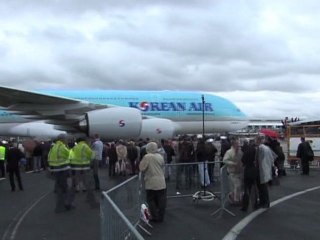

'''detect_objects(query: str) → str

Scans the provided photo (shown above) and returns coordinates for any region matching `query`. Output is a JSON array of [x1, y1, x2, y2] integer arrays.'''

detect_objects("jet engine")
[[6, 122, 65, 138], [79, 107, 142, 139], [139, 118, 177, 139]]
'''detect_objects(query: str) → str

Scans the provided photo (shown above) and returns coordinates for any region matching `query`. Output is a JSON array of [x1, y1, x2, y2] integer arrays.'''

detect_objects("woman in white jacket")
[[139, 142, 166, 222], [223, 138, 243, 204]]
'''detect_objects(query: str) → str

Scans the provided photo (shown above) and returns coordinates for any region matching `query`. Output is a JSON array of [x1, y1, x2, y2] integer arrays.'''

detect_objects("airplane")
[[0, 86, 248, 139]]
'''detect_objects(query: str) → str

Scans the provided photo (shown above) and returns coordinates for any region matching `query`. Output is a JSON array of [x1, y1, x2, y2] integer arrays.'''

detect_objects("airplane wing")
[[0, 86, 108, 132]]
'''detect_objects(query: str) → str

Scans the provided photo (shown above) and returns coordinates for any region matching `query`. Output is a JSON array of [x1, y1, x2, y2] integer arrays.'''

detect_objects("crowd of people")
[[0, 133, 315, 221], [223, 135, 286, 211]]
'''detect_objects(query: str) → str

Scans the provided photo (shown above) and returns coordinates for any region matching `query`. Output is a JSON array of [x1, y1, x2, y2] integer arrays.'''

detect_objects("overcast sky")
[[1, 0, 320, 119]]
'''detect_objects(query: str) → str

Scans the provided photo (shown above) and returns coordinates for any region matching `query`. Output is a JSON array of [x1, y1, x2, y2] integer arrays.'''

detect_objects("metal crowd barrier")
[[164, 161, 221, 199], [101, 161, 235, 239], [100, 175, 144, 240], [211, 165, 235, 217], [164, 162, 235, 216]]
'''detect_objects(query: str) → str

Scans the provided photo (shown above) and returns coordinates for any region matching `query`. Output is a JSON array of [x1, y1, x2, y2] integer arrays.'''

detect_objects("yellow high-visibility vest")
[[70, 141, 95, 170], [0, 146, 6, 161], [48, 141, 70, 171]]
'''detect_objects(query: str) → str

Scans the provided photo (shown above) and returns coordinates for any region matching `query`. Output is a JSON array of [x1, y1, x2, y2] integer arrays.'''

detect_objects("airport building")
[[233, 119, 283, 135], [246, 119, 283, 132]]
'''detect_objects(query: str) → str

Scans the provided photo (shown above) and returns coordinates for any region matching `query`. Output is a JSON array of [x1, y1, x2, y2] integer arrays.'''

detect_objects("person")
[[108, 142, 117, 177], [255, 135, 277, 208], [6, 142, 24, 191], [127, 141, 138, 175], [270, 140, 286, 177], [241, 139, 259, 211], [32, 141, 42, 172], [91, 134, 103, 190], [41, 141, 52, 171], [177, 137, 195, 190], [162, 139, 175, 181], [139, 140, 148, 161], [220, 136, 231, 168], [196, 138, 210, 188], [71, 137, 98, 208], [297, 137, 314, 175], [139, 142, 166, 222], [0, 142, 6, 178], [48, 134, 73, 213], [116, 140, 128, 176], [205, 138, 217, 183], [223, 137, 243, 204]]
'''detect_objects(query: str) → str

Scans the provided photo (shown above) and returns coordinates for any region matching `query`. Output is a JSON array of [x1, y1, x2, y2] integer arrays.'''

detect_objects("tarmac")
[[1, 167, 320, 240]]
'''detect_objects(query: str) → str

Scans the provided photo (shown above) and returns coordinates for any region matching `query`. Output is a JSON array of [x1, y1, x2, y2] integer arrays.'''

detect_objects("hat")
[[146, 142, 158, 154]]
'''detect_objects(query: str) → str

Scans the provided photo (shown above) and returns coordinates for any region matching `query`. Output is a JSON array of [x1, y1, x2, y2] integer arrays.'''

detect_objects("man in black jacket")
[[6, 142, 24, 191], [241, 140, 258, 211], [297, 137, 314, 175]]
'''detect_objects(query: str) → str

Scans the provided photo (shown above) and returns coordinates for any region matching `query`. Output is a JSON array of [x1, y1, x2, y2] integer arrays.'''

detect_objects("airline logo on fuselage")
[[128, 101, 214, 112]]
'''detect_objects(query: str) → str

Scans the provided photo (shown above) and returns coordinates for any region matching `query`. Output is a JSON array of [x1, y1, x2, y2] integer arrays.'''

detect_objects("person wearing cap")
[[139, 142, 166, 222], [48, 134, 73, 213]]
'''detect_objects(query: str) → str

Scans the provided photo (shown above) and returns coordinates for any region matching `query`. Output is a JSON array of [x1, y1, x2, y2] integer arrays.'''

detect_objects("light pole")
[[202, 95, 206, 195], [202, 94, 205, 137], [192, 94, 215, 202]]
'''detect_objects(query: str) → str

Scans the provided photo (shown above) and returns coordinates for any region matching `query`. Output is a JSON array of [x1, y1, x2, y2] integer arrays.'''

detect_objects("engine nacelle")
[[6, 122, 65, 138], [139, 118, 176, 139], [80, 107, 142, 139]]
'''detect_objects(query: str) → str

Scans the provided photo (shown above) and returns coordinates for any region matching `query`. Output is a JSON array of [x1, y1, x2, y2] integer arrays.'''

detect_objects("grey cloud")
[[36, 27, 86, 43], [0, 0, 214, 16], [0, 70, 63, 89], [1, 0, 320, 118]]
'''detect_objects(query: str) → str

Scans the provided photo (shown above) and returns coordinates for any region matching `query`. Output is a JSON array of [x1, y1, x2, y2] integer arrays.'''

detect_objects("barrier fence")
[[101, 156, 320, 239], [164, 162, 220, 198], [101, 175, 144, 240], [100, 161, 230, 240]]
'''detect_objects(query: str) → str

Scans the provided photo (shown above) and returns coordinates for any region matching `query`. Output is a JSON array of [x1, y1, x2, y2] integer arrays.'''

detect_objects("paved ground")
[[148, 168, 320, 240], [0, 168, 124, 240], [1, 167, 320, 240]]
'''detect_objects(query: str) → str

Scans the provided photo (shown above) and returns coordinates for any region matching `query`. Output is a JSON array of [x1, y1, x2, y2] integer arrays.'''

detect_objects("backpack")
[[306, 142, 314, 161]]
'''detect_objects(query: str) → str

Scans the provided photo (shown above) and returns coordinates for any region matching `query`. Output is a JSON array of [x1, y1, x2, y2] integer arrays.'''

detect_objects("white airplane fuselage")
[[0, 90, 248, 139]]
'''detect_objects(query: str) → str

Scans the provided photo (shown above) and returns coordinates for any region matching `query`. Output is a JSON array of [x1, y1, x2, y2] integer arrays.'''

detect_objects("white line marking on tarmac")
[[222, 186, 320, 240], [0, 170, 42, 181], [1, 191, 50, 240]]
